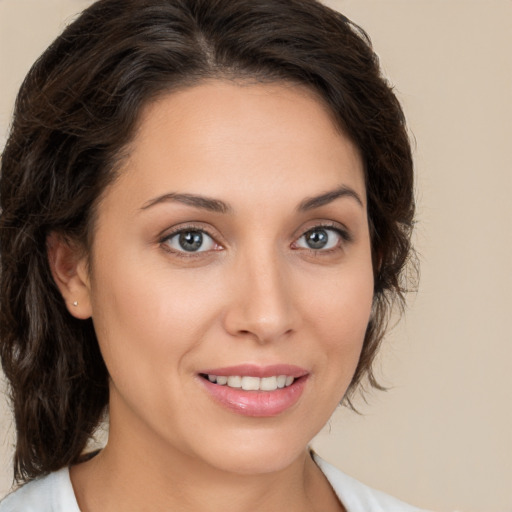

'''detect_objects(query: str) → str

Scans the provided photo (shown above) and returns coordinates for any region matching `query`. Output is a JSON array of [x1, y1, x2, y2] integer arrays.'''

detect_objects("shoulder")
[[313, 453, 432, 512], [0, 468, 80, 512]]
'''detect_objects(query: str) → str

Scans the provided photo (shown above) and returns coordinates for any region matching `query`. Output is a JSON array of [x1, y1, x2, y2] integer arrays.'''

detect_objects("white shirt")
[[0, 454, 429, 511]]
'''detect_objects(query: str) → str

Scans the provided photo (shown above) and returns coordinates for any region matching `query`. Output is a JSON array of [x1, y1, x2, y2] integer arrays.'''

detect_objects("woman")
[[0, 0, 421, 510]]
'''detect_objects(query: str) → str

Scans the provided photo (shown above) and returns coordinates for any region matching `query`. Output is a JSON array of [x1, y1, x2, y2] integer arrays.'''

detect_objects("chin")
[[190, 424, 315, 476], [210, 447, 306, 476]]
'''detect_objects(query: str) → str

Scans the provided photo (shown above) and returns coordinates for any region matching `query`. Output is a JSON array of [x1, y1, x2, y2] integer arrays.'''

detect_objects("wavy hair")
[[0, 0, 415, 482]]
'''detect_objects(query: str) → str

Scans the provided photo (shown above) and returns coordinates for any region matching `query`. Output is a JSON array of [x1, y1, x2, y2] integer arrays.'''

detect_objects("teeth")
[[241, 376, 260, 390], [227, 376, 242, 388], [260, 376, 277, 391], [216, 375, 228, 385], [206, 374, 295, 391], [276, 375, 286, 388]]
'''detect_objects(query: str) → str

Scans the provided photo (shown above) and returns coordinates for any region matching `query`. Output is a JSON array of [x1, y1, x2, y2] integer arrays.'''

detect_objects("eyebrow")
[[140, 193, 232, 214], [297, 185, 364, 211], [140, 184, 363, 214]]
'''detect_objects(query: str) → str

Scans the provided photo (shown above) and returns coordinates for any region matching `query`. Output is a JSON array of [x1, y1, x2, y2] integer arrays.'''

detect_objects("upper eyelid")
[[163, 229, 215, 242], [295, 221, 352, 242], [159, 223, 218, 241]]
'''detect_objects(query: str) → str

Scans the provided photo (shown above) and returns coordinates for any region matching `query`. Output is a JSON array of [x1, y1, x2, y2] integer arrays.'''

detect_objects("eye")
[[163, 229, 217, 253], [294, 226, 345, 251]]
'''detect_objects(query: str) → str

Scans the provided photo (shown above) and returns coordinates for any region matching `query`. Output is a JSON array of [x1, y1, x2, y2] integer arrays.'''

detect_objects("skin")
[[50, 80, 374, 512]]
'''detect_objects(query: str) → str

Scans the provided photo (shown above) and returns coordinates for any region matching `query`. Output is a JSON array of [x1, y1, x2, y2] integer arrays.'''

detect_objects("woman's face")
[[81, 81, 374, 474]]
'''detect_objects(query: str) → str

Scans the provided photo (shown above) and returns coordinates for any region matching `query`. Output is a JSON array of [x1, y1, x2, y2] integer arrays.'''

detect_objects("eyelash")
[[159, 222, 351, 257], [293, 223, 352, 253], [159, 224, 220, 259]]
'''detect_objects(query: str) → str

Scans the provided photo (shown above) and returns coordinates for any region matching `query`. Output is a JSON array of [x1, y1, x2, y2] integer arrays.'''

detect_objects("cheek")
[[301, 264, 374, 372], [306, 264, 373, 330], [88, 260, 221, 370], [86, 265, 204, 426]]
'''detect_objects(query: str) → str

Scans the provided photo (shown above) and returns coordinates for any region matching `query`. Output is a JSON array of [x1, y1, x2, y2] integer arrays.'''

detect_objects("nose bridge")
[[224, 240, 296, 343]]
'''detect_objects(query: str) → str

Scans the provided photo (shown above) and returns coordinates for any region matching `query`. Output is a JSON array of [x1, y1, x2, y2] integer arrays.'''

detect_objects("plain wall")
[[1, 1, 511, 511]]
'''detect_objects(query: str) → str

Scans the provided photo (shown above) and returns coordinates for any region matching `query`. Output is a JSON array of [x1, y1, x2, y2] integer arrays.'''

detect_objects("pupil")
[[179, 231, 203, 251], [306, 229, 328, 249]]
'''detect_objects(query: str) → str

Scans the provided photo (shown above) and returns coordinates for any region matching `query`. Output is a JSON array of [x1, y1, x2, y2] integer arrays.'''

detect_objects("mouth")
[[198, 365, 309, 417]]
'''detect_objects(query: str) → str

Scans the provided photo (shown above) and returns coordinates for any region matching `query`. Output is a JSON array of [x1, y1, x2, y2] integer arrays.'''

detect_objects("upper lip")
[[199, 364, 308, 378]]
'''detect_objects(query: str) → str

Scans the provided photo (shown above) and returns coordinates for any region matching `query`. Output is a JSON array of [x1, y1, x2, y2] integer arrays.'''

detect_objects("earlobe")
[[47, 232, 93, 320]]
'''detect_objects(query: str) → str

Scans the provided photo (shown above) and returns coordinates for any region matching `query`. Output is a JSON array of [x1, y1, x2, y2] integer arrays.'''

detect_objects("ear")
[[47, 232, 93, 319]]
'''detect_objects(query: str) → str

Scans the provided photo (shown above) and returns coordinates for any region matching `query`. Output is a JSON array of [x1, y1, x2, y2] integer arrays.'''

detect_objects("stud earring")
[[72, 301, 79, 307]]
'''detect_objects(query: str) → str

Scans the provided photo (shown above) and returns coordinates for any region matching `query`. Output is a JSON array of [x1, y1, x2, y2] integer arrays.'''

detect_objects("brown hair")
[[0, 0, 415, 482]]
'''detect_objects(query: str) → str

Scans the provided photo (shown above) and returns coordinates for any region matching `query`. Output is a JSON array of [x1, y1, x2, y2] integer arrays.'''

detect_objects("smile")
[[198, 365, 308, 417], [204, 374, 295, 391]]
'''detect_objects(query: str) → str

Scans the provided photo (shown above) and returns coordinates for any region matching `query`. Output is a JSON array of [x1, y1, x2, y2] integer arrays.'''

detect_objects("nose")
[[222, 249, 299, 344]]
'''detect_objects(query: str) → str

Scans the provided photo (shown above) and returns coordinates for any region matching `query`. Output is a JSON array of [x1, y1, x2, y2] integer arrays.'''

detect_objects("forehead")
[[111, 80, 365, 211], [136, 79, 344, 142]]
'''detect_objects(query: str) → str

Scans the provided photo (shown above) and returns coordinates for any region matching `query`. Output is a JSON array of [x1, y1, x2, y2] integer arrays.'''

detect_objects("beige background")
[[1, 1, 511, 511]]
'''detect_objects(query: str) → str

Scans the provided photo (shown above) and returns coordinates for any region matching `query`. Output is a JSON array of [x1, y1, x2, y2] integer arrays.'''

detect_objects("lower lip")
[[199, 376, 308, 417]]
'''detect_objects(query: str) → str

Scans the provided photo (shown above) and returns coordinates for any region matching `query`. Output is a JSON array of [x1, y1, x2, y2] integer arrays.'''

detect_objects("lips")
[[198, 364, 308, 417]]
